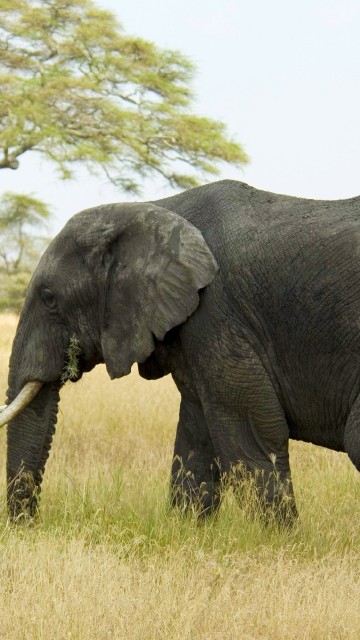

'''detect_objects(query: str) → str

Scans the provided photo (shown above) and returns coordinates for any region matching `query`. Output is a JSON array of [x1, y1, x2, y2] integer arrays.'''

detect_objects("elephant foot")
[[170, 471, 220, 518], [227, 464, 298, 527], [259, 491, 299, 527], [170, 450, 221, 518], [259, 470, 298, 526], [7, 471, 39, 522]]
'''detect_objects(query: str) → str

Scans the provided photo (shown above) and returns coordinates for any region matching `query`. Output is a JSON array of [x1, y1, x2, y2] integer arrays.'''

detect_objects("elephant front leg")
[[344, 390, 360, 472], [171, 397, 220, 517]]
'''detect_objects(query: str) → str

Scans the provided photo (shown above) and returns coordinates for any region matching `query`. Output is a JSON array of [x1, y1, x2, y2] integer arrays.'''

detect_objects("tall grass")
[[0, 314, 360, 639]]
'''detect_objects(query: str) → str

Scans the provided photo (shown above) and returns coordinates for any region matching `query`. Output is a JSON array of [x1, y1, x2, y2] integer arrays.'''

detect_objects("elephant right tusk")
[[0, 381, 43, 428]]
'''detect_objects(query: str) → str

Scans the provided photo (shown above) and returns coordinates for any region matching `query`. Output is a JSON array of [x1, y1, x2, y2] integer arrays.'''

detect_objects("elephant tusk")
[[0, 381, 43, 428]]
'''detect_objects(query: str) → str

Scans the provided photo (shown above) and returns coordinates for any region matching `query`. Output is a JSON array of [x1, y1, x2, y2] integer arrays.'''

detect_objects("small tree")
[[0, 0, 248, 191], [0, 192, 51, 311]]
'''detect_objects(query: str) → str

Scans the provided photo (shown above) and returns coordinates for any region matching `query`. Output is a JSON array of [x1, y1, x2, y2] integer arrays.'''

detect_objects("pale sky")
[[2, 0, 360, 233]]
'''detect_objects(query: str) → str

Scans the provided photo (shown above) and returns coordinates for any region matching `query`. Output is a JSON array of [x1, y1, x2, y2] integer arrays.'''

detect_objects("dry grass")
[[0, 314, 360, 639]]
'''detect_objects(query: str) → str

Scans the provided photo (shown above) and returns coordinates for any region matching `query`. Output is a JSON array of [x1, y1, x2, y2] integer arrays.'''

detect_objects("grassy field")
[[1, 314, 360, 639]]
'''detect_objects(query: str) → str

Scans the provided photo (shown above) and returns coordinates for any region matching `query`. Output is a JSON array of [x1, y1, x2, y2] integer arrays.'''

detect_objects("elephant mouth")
[[65, 357, 92, 383], [61, 335, 82, 383], [61, 336, 104, 384]]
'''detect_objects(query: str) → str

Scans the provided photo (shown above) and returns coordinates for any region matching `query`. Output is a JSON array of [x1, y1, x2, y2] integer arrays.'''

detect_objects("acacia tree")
[[0, 0, 249, 310], [0, 0, 248, 191], [0, 192, 51, 311]]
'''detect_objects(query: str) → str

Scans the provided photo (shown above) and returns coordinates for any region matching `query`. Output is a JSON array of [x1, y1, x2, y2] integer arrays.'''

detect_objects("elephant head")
[[0, 202, 218, 519]]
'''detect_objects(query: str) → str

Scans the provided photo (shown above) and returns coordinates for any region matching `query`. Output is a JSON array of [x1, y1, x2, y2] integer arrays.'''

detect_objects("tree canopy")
[[0, 0, 249, 311], [0, 0, 248, 191]]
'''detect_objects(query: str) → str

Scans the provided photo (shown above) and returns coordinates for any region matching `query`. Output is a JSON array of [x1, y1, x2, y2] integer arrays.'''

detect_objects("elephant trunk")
[[4, 292, 69, 519], [6, 382, 61, 520]]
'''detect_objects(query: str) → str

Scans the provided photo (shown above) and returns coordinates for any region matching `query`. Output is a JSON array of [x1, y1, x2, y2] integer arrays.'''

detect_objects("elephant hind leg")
[[171, 396, 221, 517]]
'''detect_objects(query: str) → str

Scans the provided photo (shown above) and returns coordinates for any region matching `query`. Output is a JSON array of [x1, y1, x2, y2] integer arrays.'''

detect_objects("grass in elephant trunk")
[[0, 313, 360, 639]]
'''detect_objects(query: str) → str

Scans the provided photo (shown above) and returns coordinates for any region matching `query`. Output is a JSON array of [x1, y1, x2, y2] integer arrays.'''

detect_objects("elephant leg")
[[171, 396, 221, 516], [204, 402, 298, 525], [344, 391, 360, 470]]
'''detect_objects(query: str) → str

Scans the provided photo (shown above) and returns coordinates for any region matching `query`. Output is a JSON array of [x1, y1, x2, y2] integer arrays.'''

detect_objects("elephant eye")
[[41, 288, 57, 310]]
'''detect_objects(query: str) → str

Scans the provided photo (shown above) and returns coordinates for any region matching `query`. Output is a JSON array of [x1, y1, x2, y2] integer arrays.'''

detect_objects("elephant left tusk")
[[0, 381, 43, 428]]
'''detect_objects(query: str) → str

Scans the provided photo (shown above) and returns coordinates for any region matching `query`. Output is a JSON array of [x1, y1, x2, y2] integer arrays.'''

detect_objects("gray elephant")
[[2, 179, 360, 523]]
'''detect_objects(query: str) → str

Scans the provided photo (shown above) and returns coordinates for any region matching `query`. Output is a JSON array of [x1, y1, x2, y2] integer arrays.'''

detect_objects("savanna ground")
[[0, 315, 360, 639]]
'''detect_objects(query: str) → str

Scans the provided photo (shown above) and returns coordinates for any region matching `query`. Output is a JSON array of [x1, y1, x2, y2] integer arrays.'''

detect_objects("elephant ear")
[[77, 202, 218, 379]]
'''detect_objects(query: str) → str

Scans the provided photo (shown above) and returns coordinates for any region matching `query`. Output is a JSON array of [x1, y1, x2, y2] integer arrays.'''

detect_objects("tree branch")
[[0, 149, 19, 170]]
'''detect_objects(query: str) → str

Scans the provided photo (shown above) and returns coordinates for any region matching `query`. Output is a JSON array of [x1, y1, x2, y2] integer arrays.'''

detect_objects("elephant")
[[2, 178, 360, 523]]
